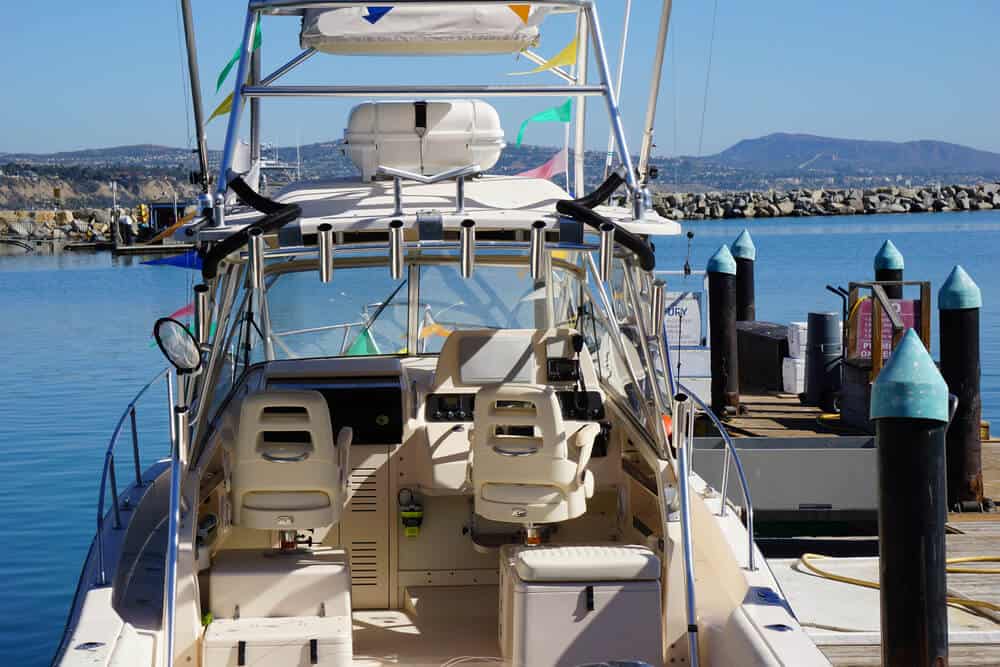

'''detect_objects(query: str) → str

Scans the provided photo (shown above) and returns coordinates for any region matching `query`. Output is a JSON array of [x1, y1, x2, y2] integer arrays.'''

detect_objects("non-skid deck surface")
[[352, 585, 504, 667], [774, 518, 1000, 666], [724, 393, 870, 438]]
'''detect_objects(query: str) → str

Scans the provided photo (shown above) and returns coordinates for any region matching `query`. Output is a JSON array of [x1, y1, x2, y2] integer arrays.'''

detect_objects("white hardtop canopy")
[[191, 174, 680, 243]]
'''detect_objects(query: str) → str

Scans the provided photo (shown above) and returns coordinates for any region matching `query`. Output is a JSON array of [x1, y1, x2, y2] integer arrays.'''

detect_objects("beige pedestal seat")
[[204, 390, 354, 667], [469, 383, 598, 524], [499, 544, 663, 667]]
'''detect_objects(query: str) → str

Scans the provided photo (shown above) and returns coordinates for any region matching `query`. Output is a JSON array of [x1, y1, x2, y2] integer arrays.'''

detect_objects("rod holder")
[[389, 219, 405, 281], [530, 220, 547, 282], [460, 219, 476, 279], [248, 228, 265, 290], [651, 279, 666, 338], [599, 222, 615, 282], [193, 283, 211, 346], [392, 177, 403, 217], [318, 223, 334, 283], [456, 176, 466, 214]]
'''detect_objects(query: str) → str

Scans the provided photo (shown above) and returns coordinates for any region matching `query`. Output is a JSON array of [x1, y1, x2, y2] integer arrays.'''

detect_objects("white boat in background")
[[53, 2, 830, 665]]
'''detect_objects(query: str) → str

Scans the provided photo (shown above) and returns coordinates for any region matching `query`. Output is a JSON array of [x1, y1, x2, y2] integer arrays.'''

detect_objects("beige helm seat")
[[469, 383, 597, 524], [230, 390, 351, 531]]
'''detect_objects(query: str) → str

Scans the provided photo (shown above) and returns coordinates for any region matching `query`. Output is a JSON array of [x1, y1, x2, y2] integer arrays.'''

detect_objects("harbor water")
[[0, 210, 997, 664]]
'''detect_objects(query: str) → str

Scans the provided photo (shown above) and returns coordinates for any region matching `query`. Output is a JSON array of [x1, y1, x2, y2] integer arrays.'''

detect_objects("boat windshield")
[[250, 260, 579, 361]]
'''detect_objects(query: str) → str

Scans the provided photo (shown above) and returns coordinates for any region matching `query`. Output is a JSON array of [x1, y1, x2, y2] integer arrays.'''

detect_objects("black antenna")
[[683, 230, 694, 276]]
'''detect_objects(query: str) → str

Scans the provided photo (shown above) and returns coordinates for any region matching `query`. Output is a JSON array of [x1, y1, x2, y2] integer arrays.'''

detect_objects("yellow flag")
[[510, 37, 577, 76], [207, 93, 234, 123], [508, 4, 531, 23]]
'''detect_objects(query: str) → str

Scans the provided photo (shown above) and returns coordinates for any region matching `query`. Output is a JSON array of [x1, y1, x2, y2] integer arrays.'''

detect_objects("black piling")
[[707, 245, 739, 415], [732, 229, 756, 322], [804, 312, 842, 412], [874, 240, 904, 299], [870, 329, 950, 667], [939, 265, 984, 509]]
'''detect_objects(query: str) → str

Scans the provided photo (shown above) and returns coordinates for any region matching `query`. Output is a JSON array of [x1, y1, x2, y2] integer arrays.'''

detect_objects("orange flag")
[[508, 5, 531, 23]]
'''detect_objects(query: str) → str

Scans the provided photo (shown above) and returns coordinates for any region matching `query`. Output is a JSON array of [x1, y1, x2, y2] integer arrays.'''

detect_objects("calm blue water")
[[0, 211, 997, 664]]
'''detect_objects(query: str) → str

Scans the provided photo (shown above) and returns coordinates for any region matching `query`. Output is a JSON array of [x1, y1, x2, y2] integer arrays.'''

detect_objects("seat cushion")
[[514, 545, 660, 582], [481, 483, 563, 506]]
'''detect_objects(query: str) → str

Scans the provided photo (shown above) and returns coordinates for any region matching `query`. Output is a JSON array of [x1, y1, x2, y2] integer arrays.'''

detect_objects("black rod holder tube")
[[707, 245, 739, 415], [318, 223, 334, 283], [460, 219, 476, 279], [939, 265, 984, 507], [871, 330, 950, 667]]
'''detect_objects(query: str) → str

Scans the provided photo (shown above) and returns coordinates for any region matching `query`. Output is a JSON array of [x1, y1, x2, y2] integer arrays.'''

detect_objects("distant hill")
[[705, 133, 1000, 175]]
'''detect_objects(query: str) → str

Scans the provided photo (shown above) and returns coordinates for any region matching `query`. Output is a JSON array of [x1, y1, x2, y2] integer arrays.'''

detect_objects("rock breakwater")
[[652, 182, 1000, 220], [0, 208, 113, 242]]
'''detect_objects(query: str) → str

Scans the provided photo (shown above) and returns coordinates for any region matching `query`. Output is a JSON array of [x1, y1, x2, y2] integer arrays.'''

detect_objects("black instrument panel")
[[425, 391, 606, 422]]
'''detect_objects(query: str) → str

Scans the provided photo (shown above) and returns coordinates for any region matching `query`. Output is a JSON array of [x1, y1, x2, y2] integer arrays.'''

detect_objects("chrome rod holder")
[[248, 227, 265, 290], [672, 391, 701, 667], [598, 222, 615, 282], [651, 279, 666, 338], [529, 220, 546, 282], [318, 223, 334, 283], [455, 175, 466, 214], [194, 283, 211, 346], [389, 219, 405, 281], [460, 219, 476, 279], [392, 177, 403, 217]]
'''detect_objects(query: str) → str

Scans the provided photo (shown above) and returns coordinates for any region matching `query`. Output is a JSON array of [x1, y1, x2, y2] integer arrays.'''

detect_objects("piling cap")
[[874, 240, 904, 271], [706, 244, 737, 275], [731, 229, 756, 261], [870, 329, 949, 423], [938, 265, 982, 311]]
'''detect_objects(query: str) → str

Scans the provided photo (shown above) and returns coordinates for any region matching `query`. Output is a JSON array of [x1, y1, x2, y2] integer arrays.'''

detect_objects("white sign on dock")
[[664, 291, 704, 348]]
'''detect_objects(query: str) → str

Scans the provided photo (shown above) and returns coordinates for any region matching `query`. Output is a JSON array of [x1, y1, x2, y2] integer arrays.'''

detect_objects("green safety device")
[[398, 488, 424, 538]]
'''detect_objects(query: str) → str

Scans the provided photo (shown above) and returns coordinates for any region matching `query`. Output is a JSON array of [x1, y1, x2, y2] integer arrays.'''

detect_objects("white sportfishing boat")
[[54, 1, 831, 665]]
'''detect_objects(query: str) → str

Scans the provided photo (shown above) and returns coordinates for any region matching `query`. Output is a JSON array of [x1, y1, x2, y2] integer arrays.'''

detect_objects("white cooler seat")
[[500, 544, 663, 667], [203, 616, 351, 667]]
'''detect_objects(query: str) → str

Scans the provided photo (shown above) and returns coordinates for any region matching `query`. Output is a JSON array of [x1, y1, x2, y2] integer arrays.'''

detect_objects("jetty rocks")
[[652, 182, 1000, 220], [0, 208, 112, 242]]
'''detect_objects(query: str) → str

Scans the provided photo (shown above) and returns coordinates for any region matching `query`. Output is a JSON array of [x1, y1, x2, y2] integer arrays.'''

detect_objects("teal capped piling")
[[870, 329, 949, 423], [939, 265, 983, 507], [870, 326, 950, 665], [706, 244, 736, 276], [938, 265, 982, 311], [874, 239, 905, 271], [731, 229, 756, 261]]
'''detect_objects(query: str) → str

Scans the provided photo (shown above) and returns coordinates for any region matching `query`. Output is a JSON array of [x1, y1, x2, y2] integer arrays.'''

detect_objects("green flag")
[[216, 16, 263, 93], [515, 98, 572, 145], [346, 328, 380, 356]]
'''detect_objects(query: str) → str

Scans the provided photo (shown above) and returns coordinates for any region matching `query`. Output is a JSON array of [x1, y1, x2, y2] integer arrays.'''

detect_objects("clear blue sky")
[[2, 1, 998, 157]]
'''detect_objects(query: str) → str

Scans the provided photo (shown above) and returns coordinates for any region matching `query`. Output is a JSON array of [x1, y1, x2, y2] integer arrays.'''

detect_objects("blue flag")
[[363, 6, 392, 24], [142, 250, 202, 270]]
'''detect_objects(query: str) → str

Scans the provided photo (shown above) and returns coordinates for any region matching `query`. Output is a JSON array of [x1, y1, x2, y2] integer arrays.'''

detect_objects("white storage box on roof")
[[301, 5, 547, 56], [345, 100, 505, 181]]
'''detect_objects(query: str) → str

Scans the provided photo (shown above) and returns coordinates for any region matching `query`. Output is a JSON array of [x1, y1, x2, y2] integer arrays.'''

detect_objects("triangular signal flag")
[[508, 5, 531, 23], [363, 6, 393, 24]]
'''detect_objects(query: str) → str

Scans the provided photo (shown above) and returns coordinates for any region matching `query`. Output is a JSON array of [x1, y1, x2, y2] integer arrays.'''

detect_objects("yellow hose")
[[799, 553, 1000, 614]]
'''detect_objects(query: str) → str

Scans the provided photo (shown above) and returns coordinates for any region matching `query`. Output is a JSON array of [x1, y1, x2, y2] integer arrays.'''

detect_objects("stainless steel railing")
[[95, 367, 174, 586]]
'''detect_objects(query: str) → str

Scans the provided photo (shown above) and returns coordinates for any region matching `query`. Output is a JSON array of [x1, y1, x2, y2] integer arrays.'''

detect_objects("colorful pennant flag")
[[216, 16, 263, 93], [516, 148, 568, 180], [508, 5, 531, 23], [362, 6, 393, 24], [515, 98, 572, 145], [169, 303, 195, 320], [346, 328, 380, 356], [510, 37, 577, 76], [208, 93, 234, 124], [141, 250, 203, 270]]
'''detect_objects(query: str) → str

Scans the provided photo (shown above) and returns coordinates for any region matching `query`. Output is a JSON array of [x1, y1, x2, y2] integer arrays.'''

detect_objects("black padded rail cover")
[[200, 177, 301, 280], [556, 198, 656, 271]]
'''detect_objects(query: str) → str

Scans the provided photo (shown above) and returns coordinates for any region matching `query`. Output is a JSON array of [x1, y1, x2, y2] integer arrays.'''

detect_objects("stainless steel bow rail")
[[95, 367, 174, 586]]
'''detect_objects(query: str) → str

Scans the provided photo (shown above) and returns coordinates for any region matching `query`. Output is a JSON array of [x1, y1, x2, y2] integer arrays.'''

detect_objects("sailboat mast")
[[180, 0, 212, 198], [637, 0, 674, 186]]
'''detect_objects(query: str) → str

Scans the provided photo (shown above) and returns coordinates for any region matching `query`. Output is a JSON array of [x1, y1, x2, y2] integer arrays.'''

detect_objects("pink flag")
[[169, 303, 195, 319], [516, 148, 568, 180]]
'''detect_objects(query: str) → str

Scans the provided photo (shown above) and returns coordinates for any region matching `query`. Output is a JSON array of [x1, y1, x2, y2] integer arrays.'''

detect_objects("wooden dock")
[[112, 243, 194, 255], [735, 392, 1000, 665]]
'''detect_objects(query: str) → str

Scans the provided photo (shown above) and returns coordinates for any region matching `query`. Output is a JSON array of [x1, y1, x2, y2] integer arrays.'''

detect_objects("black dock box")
[[737, 321, 789, 392]]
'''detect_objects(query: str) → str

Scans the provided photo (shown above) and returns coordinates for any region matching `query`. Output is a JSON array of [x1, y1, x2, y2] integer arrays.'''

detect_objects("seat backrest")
[[230, 390, 350, 531], [470, 384, 592, 523]]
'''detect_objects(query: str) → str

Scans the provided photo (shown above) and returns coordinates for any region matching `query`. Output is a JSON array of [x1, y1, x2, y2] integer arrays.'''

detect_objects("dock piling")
[[707, 245, 739, 415], [939, 265, 984, 509], [732, 229, 756, 322], [874, 240, 904, 299], [870, 329, 950, 667]]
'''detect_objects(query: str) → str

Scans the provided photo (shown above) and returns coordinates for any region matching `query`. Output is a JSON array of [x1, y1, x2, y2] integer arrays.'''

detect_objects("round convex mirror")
[[153, 317, 202, 374]]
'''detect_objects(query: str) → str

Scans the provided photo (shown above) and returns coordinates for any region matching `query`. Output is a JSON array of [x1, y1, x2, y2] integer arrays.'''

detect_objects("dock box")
[[737, 321, 790, 392]]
